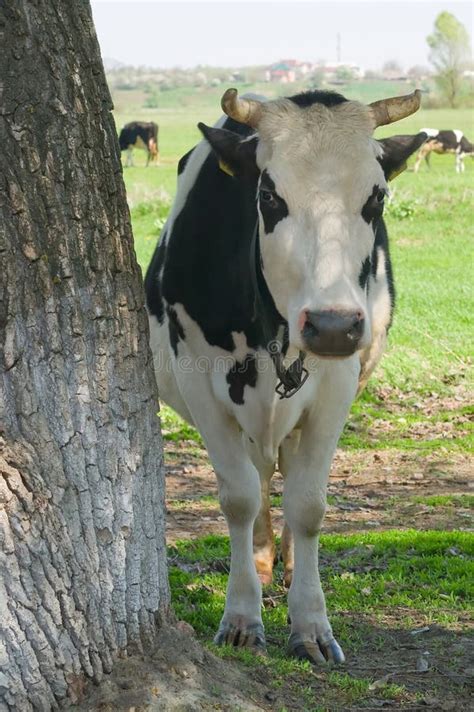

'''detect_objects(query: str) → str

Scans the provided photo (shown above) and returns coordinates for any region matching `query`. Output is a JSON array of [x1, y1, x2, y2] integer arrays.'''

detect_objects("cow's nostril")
[[302, 309, 365, 356], [348, 314, 365, 340], [303, 320, 319, 337]]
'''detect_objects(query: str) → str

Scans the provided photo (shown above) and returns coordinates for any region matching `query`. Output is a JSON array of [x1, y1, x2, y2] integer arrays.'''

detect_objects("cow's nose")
[[302, 309, 365, 356]]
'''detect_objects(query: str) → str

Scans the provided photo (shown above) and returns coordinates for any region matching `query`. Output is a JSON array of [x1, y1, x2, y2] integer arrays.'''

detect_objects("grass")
[[168, 529, 473, 709], [410, 494, 474, 508]]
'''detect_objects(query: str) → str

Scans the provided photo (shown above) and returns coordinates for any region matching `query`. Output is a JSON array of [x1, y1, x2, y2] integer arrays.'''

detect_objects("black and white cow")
[[145, 89, 422, 664], [414, 128, 474, 173], [118, 121, 159, 166]]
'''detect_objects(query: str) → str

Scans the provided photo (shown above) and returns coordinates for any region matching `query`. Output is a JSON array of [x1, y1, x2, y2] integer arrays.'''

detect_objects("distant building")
[[315, 63, 365, 81], [382, 68, 409, 81], [265, 59, 313, 83]]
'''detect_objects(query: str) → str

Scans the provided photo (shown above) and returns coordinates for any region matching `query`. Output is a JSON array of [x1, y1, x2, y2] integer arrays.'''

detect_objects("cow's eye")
[[259, 189, 277, 206], [361, 186, 386, 224]]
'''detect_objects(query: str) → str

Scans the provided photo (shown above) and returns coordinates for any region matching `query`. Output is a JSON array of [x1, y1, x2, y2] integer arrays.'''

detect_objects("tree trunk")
[[0, 2, 168, 709]]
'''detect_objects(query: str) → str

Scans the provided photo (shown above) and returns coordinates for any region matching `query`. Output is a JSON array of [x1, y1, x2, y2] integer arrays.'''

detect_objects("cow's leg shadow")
[[279, 360, 359, 665]]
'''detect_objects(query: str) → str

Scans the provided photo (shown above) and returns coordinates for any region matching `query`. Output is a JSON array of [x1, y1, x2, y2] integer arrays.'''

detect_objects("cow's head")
[[200, 89, 421, 358]]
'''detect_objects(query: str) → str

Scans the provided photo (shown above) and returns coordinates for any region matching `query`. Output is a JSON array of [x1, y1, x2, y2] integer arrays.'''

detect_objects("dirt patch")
[[71, 623, 274, 711], [165, 446, 473, 543], [74, 618, 474, 712], [327, 613, 474, 712]]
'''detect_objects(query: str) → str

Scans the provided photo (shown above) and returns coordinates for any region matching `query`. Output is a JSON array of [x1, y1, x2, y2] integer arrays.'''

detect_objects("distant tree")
[[407, 65, 430, 80], [364, 69, 379, 80], [427, 11, 471, 107], [382, 60, 403, 76], [307, 68, 325, 89], [335, 65, 355, 82]]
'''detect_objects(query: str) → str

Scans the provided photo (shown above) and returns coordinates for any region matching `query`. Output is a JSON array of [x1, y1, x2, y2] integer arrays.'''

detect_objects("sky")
[[90, 0, 473, 71]]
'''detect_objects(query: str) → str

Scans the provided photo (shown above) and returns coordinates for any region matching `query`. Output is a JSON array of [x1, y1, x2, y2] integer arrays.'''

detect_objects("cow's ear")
[[198, 123, 258, 178], [378, 133, 427, 180]]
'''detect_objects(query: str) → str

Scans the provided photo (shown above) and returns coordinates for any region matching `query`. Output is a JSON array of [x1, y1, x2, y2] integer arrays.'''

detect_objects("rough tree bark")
[[0, 2, 168, 709]]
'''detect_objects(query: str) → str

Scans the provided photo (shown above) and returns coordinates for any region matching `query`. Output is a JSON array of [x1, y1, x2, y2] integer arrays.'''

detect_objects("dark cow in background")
[[118, 121, 159, 166], [414, 128, 474, 173], [145, 88, 422, 664]]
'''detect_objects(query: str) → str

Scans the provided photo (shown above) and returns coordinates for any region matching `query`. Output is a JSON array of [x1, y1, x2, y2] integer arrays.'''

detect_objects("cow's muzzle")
[[302, 309, 365, 357]]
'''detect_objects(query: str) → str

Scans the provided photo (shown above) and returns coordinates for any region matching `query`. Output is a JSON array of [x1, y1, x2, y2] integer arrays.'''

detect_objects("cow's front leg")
[[213, 456, 265, 651], [173, 367, 265, 651], [281, 361, 359, 665]]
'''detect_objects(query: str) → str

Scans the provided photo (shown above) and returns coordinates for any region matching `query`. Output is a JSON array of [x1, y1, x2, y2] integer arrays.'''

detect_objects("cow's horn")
[[369, 89, 422, 128], [221, 88, 263, 128]]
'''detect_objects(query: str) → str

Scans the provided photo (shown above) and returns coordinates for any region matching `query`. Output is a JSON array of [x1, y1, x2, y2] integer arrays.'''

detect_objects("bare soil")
[[165, 445, 473, 543]]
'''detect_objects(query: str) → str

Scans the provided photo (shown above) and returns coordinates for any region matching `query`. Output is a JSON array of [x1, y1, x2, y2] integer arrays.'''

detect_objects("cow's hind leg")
[[456, 152, 465, 173], [281, 361, 359, 665], [281, 523, 294, 588], [279, 430, 301, 588], [248, 442, 276, 585]]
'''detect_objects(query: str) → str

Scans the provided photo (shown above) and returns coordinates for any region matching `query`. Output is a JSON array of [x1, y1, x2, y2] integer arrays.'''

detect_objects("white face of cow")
[[200, 88, 421, 359], [255, 99, 386, 358]]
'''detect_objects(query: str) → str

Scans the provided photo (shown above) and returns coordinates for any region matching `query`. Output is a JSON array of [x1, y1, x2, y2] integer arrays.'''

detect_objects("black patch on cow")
[[166, 305, 185, 356], [259, 170, 289, 234], [358, 257, 371, 289], [431, 130, 458, 151], [144, 228, 167, 324], [198, 123, 258, 178], [459, 135, 473, 153], [361, 185, 384, 224], [119, 121, 158, 151], [145, 117, 284, 355], [372, 220, 395, 327], [426, 130, 473, 155], [378, 133, 429, 180], [288, 90, 348, 108], [178, 148, 194, 175], [226, 355, 258, 405]]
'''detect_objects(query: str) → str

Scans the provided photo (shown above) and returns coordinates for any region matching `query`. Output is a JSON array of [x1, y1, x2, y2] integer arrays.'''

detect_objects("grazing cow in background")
[[118, 121, 159, 166], [145, 88, 421, 664], [414, 128, 474, 173]]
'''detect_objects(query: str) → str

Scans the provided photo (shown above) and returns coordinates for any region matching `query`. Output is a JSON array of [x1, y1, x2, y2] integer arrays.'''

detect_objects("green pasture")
[[115, 85, 473, 708], [114, 81, 474, 202], [168, 529, 473, 710]]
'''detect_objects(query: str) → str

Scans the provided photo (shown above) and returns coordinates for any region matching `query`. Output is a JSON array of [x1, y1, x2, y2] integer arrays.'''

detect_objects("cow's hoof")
[[288, 632, 345, 665], [214, 620, 266, 653]]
